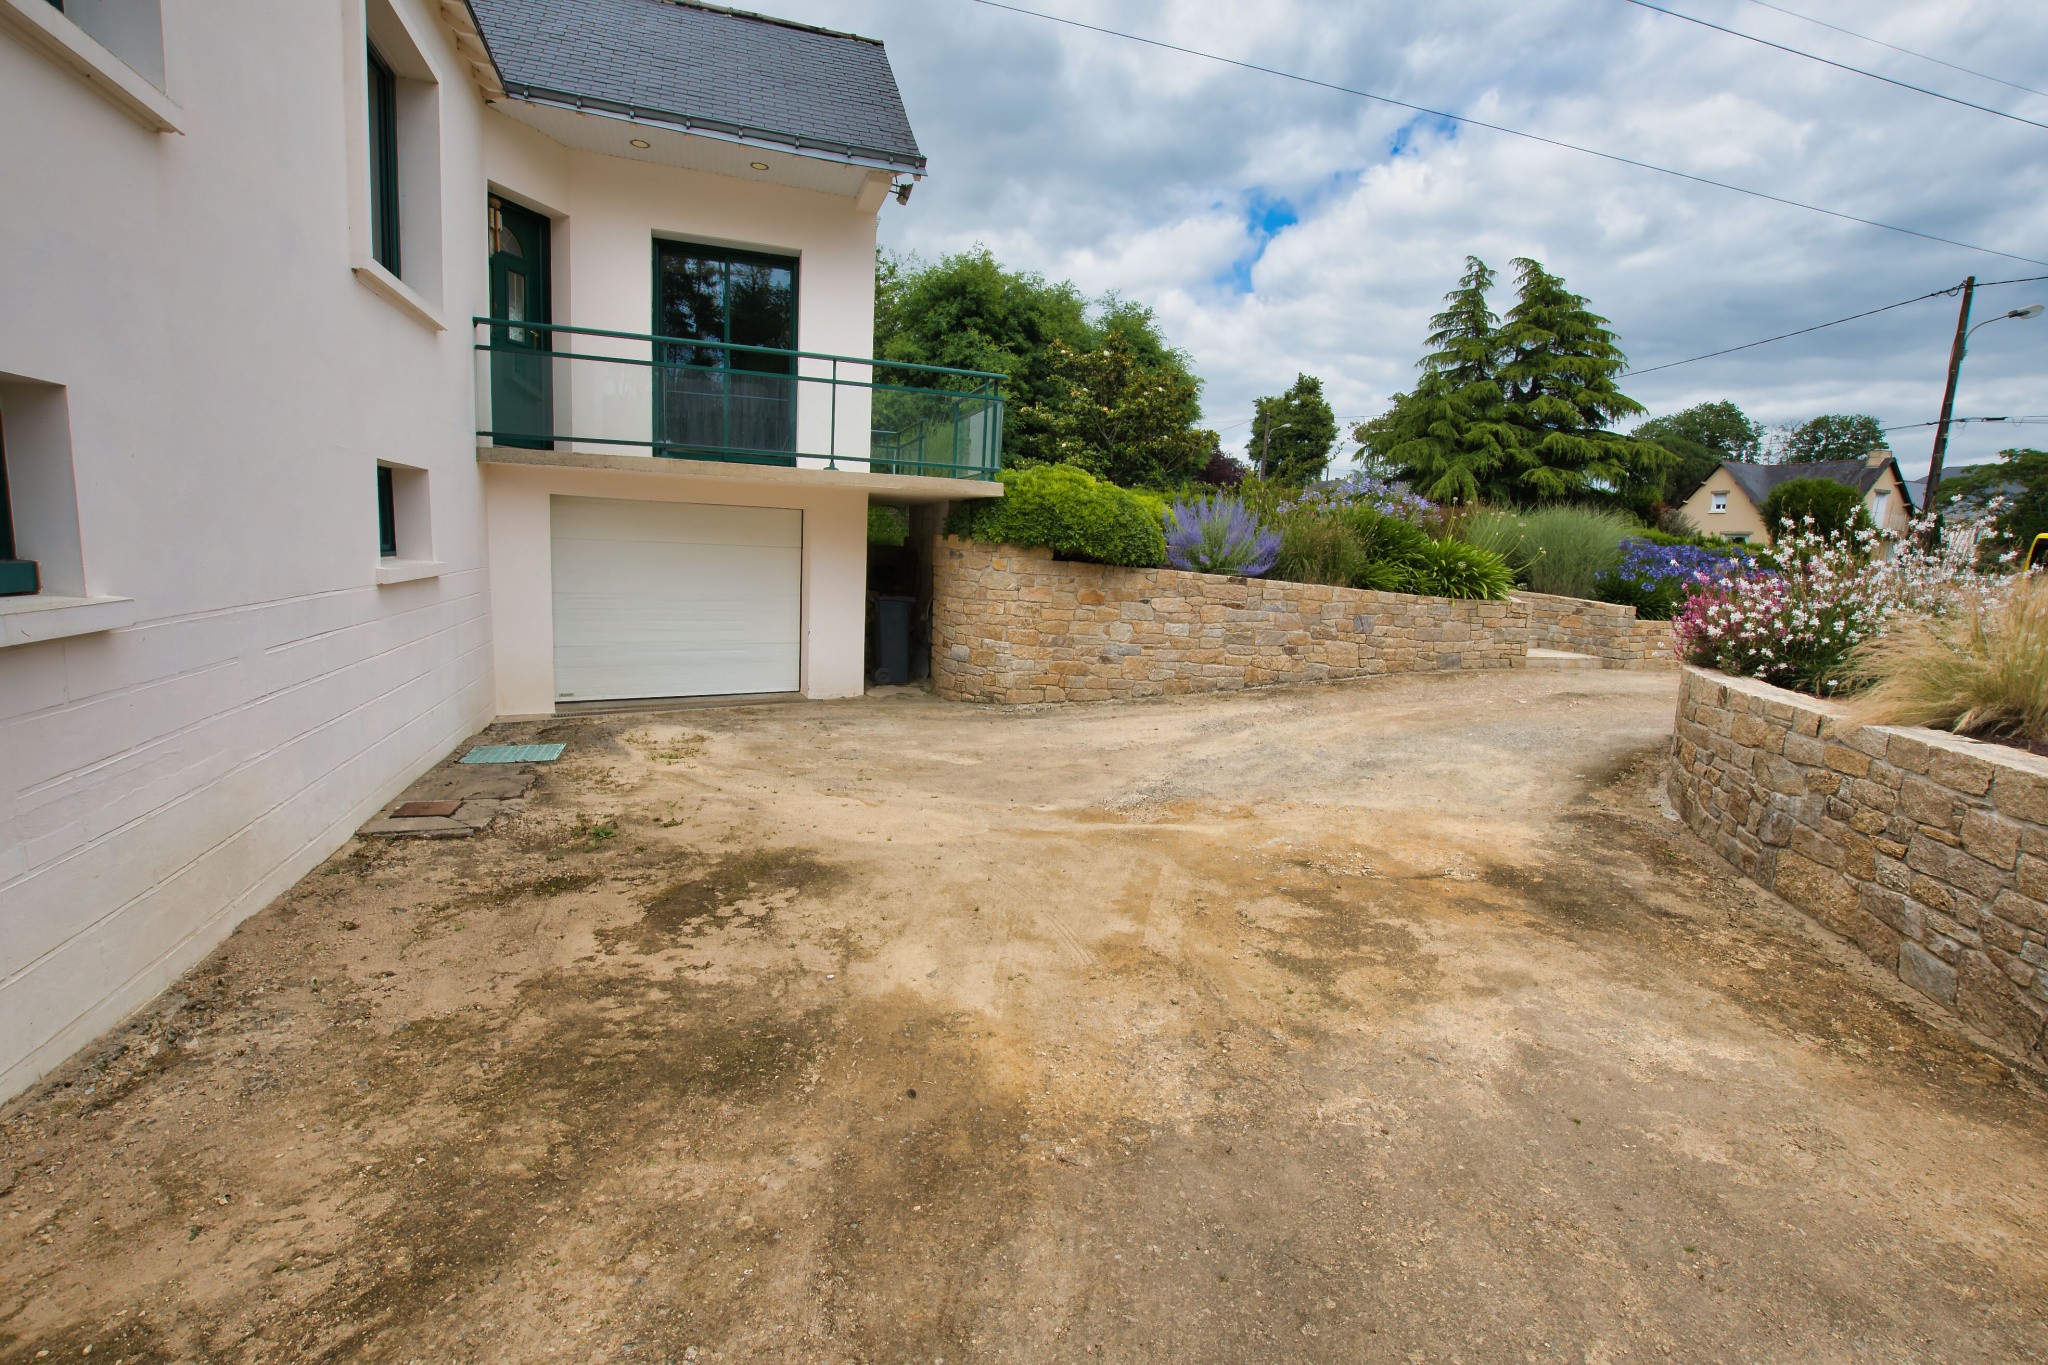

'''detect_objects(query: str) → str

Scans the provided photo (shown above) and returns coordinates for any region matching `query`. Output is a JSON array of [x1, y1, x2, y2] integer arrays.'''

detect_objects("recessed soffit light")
[[629, 137, 651, 148], [750, 161, 770, 171]]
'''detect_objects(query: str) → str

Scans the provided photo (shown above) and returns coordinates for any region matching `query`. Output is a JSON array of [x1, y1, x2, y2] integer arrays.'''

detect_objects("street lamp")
[[1924, 277, 2044, 505]]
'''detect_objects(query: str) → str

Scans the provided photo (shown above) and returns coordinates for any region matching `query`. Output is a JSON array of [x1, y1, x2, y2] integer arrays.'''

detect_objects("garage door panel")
[[550, 497, 802, 702]]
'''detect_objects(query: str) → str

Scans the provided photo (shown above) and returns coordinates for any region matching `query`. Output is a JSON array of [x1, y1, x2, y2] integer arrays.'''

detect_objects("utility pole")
[[1925, 275, 1976, 508]]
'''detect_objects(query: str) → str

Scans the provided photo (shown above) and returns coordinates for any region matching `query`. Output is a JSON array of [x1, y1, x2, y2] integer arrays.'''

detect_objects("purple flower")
[[1164, 494, 1281, 576], [1275, 472, 1436, 522]]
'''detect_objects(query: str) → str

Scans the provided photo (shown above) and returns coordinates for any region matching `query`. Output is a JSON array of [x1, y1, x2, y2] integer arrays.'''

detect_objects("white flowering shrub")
[[1673, 505, 2021, 696]]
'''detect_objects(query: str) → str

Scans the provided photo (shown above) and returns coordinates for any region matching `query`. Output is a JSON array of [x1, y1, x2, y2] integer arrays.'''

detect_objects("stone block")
[[1926, 747, 1996, 797], [1993, 769, 2048, 826], [1991, 889, 2048, 938], [1781, 733, 1826, 767], [1899, 940, 1959, 1006], [1956, 950, 2048, 1055], [1860, 885, 1923, 940], [1900, 776, 1962, 830], [1961, 810, 2023, 870]]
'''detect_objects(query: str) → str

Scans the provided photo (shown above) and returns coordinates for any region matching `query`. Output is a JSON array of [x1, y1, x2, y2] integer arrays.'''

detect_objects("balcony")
[[473, 319, 1005, 481]]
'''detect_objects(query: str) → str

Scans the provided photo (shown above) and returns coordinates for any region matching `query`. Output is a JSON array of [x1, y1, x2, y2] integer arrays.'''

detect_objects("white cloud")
[[774, 0, 2048, 473]]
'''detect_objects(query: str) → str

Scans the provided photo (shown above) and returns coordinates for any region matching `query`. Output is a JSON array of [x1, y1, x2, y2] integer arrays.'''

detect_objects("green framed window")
[[377, 465, 397, 557], [653, 239, 798, 461], [367, 43, 401, 274]]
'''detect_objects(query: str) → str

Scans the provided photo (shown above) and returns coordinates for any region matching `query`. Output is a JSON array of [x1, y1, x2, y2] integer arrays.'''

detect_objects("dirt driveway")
[[4, 669, 2047, 1363]]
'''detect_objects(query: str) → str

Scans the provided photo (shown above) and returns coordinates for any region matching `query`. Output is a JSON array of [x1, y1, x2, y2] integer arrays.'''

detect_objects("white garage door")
[[550, 497, 802, 702]]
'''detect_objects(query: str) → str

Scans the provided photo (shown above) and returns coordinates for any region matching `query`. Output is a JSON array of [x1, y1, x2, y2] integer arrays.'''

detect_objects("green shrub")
[[1273, 509, 1370, 586], [1760, 477, 1869, 540], [1399, 538, 1514, 600], [1337, 505, 1433, 565], [867, 505, 908, 547], [1514, 505, 1636, 598], [954, 465, 1167, 566]]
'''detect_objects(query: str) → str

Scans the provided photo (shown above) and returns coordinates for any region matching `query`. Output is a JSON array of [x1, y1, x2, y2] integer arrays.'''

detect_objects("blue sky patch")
[[1217, 191, 1299, 294], [1387, 113, 1459, 157]]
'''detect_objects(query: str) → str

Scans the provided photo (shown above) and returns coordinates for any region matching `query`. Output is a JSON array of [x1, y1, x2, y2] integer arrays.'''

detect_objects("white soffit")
[[492, 99, 880, 199]]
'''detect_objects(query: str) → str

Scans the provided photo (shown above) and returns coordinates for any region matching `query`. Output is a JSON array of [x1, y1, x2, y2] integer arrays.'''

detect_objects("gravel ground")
[[3, 668, 2046, 1364]]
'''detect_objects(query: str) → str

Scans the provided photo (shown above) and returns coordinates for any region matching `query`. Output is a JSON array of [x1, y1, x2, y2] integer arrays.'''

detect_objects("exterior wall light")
[[749, 161, 770, 170], [629, 138, 651, 148]]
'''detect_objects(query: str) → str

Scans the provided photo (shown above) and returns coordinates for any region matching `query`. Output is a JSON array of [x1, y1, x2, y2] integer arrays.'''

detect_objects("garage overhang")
[[477, 446, 1003, 505]]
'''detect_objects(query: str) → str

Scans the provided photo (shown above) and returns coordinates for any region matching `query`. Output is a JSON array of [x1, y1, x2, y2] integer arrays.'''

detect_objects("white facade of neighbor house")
[[0, 0, 993, 1100]]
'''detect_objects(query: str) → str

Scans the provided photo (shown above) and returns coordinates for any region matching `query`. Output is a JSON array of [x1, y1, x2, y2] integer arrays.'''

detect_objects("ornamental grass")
[[1846, 572, 2048, 745]]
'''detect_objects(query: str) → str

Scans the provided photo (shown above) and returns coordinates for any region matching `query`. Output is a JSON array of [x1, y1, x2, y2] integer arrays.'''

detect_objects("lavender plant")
[[1164, 494, 1281, 577]]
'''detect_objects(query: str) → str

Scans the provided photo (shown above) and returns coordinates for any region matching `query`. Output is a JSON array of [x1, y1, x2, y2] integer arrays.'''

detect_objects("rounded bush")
[[1761, 477, 1869, 540], [959, 465, 1167, 567]]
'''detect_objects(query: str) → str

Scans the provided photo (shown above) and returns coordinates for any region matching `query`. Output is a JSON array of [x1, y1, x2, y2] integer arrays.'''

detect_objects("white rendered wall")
[[0, 2, 496, 1100], [482, 462, 869, 713], [480, 113, 883, 468]]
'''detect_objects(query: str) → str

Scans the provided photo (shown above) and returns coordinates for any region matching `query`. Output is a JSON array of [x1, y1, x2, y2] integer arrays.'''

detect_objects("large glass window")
[[653, 241, 798, 462]]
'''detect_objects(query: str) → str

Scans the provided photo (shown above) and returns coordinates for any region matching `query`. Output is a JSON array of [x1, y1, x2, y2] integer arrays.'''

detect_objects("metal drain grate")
[[459, 743, 566, 765]]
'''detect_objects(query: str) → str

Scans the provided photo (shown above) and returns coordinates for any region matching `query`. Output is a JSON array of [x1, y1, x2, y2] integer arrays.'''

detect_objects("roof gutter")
[[499, 82, 927, 176]]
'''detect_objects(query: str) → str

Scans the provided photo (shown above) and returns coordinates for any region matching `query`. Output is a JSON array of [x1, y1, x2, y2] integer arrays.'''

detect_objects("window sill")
[[0, 594, 137, 648], [376, 559, 443, 585], [351, 258, 446, 332], [0, 0, 181, 132]]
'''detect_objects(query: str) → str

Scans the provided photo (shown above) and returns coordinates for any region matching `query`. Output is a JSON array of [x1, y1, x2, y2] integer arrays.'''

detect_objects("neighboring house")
[[1677, 449, 1915, 545], [0, 0, 1001, 1099]]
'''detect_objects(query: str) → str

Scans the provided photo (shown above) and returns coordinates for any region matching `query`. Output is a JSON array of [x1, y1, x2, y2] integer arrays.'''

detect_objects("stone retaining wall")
[[929, 538, 1671, 706], [1516, 590, 1676, 668], [1669, 666, 2048, 1073], [931, 539, 1521, 703]]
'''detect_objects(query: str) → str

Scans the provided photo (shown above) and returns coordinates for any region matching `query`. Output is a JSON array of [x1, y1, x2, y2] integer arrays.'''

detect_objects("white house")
[[0, 0, 1002, 1100]]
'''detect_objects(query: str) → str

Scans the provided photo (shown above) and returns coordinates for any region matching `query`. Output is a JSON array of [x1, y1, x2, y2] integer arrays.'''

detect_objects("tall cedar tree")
[[1017, 334, 1214, 488], [1251, 373, 1340, 485], [874, 248, 1203, 471], [1354, 257, 1518, 504], [1360, 257, 1666, 506]]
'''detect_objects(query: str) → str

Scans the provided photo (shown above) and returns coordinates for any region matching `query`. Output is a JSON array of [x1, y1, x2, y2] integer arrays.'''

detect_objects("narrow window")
[[367, 43, 401, 275], [0, 417, 37, 596], [377, 464, 398, 557]]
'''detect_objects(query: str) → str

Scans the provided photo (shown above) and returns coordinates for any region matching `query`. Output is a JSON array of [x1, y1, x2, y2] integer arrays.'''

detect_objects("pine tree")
[[1494, 258, 1668, 502], [1359, 257, 1518, 504]]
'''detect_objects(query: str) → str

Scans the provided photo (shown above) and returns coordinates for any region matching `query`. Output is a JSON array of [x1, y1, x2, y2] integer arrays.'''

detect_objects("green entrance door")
[[653, 240, 798, 464], [488, 195, 552, 448]]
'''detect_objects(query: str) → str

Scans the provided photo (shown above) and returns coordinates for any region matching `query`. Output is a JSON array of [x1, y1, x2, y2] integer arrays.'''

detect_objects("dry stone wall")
[[1669, 666, 2048, 1074], [929, 538, 1671, 706], [1516, 591, 1675, 668]]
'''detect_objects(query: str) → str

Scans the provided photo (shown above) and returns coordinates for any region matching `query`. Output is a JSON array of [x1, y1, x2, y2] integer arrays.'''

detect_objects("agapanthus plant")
[[1275, 472, 1437, 523], [1597, 537, 1754, 619], [1164, 493, 1281, 576]]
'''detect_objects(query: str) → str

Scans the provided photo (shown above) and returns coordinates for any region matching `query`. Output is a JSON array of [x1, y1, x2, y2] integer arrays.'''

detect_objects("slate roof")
[[466, 0, 924, 172], [1715, 455, 1917, 514]]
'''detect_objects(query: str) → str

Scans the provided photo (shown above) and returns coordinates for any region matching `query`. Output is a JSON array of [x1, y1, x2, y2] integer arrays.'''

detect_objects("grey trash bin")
[[873, 595, 915, 685]]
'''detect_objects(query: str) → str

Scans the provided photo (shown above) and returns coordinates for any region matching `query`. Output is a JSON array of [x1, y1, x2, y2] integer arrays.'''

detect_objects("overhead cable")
[[967, 0, 2048, 268], [1739, 0, 2048, 102], [1623, 283, 1963, 377], [1621, 0, 2048, 133]]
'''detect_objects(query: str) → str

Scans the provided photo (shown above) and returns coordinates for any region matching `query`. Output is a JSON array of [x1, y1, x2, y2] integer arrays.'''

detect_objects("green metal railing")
[[473, 319, 1004, 480]]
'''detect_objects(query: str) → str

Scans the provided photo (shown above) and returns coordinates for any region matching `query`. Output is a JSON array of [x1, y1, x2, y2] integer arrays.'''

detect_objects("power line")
[[1625, 283, 1963, 377], [1739, 0, 2048, 102], [1884, 416, 2048, 433], [1620, 0, 2048, 133], [967, 0, 2048, 268]]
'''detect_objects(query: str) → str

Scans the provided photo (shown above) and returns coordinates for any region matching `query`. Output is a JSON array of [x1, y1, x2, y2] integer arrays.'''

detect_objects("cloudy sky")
[[774, 0, 2047, 476]]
